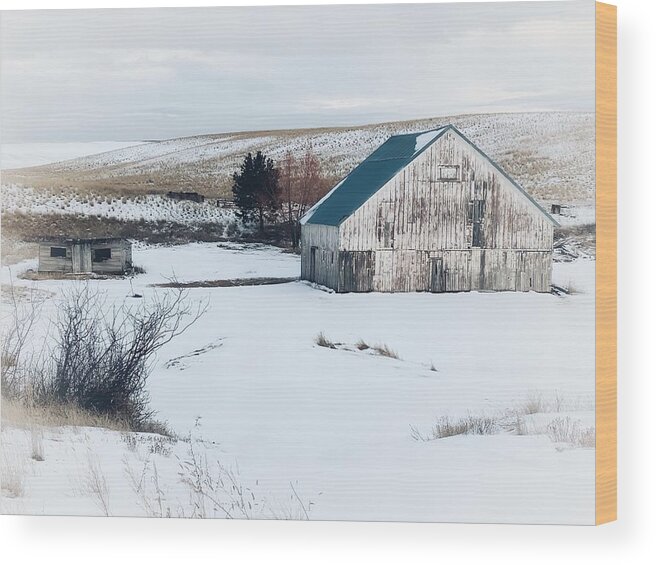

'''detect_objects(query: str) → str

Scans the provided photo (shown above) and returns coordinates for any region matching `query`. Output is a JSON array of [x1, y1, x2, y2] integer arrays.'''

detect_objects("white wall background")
[[0, 0, 652, 563]]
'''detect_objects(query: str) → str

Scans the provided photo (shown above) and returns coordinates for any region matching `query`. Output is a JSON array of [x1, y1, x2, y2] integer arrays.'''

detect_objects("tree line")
[[231, 148, 333, 248]]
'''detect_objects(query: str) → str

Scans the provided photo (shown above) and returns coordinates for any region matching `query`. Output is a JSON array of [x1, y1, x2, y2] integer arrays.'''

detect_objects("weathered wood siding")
[[38, 242, 73, 273], [38, 240, 132, 274], [300, 224, 339, 289], [334, 130, 554, 293], [90, 241, 131, 274], [338, 251, 374, 292], [72, 242, 92, 272]]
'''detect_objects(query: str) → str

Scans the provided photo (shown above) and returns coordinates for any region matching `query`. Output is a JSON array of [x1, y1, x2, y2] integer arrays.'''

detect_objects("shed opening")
[[50, 247, 67, 258], [93, 248, 112, 262]]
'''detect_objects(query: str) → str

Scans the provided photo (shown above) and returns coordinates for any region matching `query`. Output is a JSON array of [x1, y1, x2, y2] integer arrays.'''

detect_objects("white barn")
[[300, 125, 557, 293]]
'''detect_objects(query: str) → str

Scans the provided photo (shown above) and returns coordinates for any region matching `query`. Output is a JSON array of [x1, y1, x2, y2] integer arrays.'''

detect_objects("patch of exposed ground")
[[152, 277, 298, 288]]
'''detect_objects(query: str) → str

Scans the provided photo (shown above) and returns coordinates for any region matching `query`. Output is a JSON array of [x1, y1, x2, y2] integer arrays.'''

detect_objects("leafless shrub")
[[124, 456, 172, 518], [174, 441, 313, 520], [122, 432, 174, 457], [521, 394, 545, 415], [411, 415, 498, 441], [177, 441, 258, 519], [122, 432, 138, 452], [515, 392, 570, 416], [137, 419, 174, 437], [547, 417, 595, 448], [84, 455, 111, 516], [429, 362, 438, 372], [36, 284, 207, 430], [148, 436, 173, 457], [315, 332, 337, 349]]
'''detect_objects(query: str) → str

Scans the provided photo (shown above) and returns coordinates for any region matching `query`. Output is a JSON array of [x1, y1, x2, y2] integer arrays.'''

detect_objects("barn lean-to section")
[[300, 224, 341, 289], [301, 125, 557, 293]]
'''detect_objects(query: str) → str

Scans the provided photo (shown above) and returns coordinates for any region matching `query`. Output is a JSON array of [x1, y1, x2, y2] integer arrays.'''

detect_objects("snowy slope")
[[1, 184, 237, 228], [2, 112, 594, 203]]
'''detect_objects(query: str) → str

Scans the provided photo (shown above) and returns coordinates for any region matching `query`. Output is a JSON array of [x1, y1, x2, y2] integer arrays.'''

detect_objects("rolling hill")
[[2, 112, 594, 203]]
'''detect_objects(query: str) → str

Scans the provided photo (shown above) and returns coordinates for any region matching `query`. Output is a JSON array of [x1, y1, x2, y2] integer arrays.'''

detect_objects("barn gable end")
[[301, 126, 556, 293]]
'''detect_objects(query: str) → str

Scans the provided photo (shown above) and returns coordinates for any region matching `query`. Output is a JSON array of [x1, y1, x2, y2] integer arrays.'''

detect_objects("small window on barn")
[[50, 247, 67, 258], [93, 248, 112, 262], [437, 165, 460, 181]]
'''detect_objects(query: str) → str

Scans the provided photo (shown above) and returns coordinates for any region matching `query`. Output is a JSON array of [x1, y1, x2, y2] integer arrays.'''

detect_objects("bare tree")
[[279, 147, 332, 248]]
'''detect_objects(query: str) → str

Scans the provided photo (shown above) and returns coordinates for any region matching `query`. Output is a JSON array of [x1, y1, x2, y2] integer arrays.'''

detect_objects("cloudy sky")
[[0, 1, 594, 142]]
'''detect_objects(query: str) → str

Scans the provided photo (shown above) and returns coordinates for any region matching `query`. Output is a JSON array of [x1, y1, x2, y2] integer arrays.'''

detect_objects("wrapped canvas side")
[[595, 1, 617, 526]]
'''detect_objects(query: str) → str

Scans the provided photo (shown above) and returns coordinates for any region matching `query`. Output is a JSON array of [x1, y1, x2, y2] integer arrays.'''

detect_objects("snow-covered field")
[[1, 243, 595, 524]]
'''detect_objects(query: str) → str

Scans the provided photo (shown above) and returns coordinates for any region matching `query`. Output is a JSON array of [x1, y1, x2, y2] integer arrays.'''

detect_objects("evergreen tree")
[[231, 151, 280, 233]]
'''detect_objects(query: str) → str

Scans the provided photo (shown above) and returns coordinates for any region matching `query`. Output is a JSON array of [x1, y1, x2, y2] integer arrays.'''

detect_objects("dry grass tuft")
[[564, 279, 580, 295], [315, 332, 337, 349], [355, 339, 370, 351], [411, 415, 498, 441], [372, 343, 400, 359], [2, 396, 174, 439], [515, 392, 571, 416], [1, 396, 131, 433], [547, 417, 595, 448], [520, 394, 545, 415]]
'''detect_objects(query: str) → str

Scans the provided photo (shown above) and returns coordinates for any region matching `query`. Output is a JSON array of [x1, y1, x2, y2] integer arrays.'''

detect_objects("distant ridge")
[[1, 112, 593, 203]]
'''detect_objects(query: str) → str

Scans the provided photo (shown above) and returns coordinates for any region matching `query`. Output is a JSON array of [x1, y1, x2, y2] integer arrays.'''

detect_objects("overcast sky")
[[0, 1, 594, 142]]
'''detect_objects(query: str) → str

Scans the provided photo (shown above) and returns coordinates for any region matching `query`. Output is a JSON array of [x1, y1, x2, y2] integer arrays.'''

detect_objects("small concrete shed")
[[38, 238, 132, 275]]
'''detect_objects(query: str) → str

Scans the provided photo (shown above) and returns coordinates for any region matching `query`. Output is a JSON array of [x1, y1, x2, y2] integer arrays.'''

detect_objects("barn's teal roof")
[[304, 127, 448, 226], [303, 125, 557, 227]]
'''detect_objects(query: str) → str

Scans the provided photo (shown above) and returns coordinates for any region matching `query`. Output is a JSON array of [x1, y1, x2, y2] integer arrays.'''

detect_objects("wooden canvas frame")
[[595, 1, 617, 525], [0, 1, 618, 526]]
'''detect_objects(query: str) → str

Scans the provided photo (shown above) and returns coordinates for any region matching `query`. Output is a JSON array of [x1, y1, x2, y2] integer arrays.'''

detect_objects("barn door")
[[430, 258, 445, 293], [374, 250, 393, 292], [469, 199, 485, 248], [72, 243, 92, 273], [309, 246, 317, 281], [377, 202, 395, 249]]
